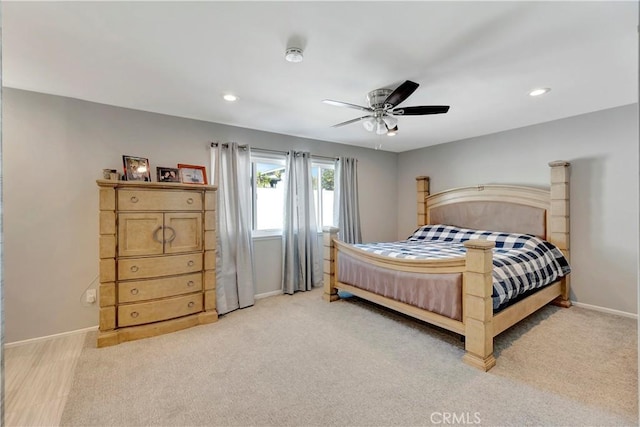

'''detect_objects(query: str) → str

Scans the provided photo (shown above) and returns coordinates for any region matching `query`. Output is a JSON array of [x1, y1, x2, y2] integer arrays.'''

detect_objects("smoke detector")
[[285, 47, 304, 63]]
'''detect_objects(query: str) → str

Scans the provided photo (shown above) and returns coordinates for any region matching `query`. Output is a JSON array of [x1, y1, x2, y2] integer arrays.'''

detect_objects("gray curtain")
[[215, 143, 255, 314], [282, 151, 321, 294], [334, 157, 362, 244]]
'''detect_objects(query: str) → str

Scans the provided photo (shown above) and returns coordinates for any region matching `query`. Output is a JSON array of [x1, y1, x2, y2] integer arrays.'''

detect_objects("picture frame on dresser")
[[156, 166, 180, 183], [178, 164, 208, 184], [122, 155, 151, 182]]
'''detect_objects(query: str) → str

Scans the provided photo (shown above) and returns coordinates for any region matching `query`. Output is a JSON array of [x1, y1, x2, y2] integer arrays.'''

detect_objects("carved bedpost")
[[323, 226, 340, 302], [416, 176, 430, 227], [548, 161, 571, 308], [462, 239, 497, 371]]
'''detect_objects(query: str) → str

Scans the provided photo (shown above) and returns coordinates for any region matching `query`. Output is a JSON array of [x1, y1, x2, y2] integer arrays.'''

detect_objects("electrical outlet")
[[86, 289, 97, 304]]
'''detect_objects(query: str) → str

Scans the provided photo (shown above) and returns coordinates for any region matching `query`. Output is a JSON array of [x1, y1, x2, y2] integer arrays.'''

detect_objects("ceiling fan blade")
[[391, 105, 450, 116], [383, 80, 419, 109], [331, 115, 373, 128], [322, 99, 372, 113]]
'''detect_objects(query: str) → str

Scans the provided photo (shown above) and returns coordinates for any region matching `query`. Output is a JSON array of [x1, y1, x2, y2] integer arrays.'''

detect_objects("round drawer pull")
[[130, 196, 139, 203], [187, 260, 195, 267], [130, 265, 139, 273], [187, 281, 195, 287], [130, 288, 139, 295], [131, 311, 139, 318], [188, 302, 195, 308], [186, 198, 194, 205]]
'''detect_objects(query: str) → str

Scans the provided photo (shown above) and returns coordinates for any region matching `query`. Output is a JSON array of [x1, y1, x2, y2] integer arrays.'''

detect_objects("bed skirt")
[[337, 252, 463, 321]]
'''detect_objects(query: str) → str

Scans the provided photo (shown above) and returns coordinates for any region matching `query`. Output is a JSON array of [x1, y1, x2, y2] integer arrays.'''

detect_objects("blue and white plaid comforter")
[[353, 225, 571, 310]]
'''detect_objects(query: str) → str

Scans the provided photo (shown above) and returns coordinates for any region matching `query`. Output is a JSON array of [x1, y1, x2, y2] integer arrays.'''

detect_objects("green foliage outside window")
[[257, 170, 282, 188], [321, 169, 334, 191], [258, 168, 332, 190]]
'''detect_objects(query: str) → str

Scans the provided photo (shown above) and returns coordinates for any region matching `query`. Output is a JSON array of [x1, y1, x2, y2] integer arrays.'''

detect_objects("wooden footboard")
[[323, 228, 501, 371], [323, 228, 565, 371], [322, 160, 570, 371]]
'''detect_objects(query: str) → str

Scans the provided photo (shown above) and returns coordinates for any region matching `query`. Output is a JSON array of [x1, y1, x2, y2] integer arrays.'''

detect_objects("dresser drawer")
[[117, 293, 203, 327], [118, 189, 203, 211], [118, 253, 203, 280], [118, 273, 202, 303]]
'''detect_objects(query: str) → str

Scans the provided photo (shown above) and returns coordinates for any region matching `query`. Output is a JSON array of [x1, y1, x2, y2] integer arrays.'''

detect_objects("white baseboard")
[[255, 290, 283, 300], [4, 325, 98, 349], [5, 292, 283, 346], [571, 301, 638, 319], [7, 298, 632, 347]]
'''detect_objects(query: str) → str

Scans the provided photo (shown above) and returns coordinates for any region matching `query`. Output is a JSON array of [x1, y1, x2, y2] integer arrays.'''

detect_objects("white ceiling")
[[3, 1, 638, 153]]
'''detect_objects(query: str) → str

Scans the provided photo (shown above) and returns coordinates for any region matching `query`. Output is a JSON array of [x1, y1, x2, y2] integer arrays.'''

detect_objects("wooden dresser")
[[96, 180, 218, 347]]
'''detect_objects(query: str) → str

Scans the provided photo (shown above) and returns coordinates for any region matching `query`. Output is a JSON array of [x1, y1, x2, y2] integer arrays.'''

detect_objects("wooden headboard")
[[416, 161, 570, 258]]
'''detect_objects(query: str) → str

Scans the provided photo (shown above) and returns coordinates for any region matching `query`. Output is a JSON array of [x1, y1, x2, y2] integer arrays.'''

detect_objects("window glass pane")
[[251, 155, 334, 233], [255, 161, 285, 230], [320, 168, 335, 227], [311, 167, 319, 189]]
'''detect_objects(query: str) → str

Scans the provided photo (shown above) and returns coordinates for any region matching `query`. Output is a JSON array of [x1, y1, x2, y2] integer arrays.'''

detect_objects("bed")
[[322, 161, 571, 371]]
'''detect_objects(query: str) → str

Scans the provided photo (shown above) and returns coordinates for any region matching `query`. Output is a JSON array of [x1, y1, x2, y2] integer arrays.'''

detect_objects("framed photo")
[[156, 167, 180, 183], [178, 164, 208, 185], [122, 155, 151, 182]]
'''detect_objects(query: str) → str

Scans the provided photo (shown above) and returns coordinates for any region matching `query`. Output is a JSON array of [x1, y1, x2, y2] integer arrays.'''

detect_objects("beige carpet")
[[61, 288, 637, 426]]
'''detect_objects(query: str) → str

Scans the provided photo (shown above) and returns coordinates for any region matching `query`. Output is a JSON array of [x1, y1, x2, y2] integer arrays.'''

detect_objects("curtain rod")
[[311, 154, 339, 161], [211, 142, 338, 161], [251, 147, 287, 156], [210, 142, 248, 150]]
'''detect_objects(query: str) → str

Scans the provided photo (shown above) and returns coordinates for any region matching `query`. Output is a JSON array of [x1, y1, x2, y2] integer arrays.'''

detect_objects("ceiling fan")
[[322, 80, 449, 136]]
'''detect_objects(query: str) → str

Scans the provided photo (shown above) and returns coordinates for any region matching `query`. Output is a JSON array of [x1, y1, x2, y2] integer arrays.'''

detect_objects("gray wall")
[[4, 87, 637, 342], [3, 88, 398, 342], [397, 104, 639, 315]]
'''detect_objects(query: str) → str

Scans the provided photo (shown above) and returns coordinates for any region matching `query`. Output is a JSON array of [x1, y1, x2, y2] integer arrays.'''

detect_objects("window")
[[312, 161, 335, 228], [251, 153, 286, 232], [250, 153, 335, 234]]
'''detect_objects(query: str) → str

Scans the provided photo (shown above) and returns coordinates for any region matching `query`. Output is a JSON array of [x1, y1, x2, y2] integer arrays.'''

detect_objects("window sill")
[[251, 229, 325, 241], [252, 230, 282, 240]]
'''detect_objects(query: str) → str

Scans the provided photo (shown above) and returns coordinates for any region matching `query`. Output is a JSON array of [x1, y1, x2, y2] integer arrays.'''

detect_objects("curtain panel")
[[214, 143, 256, 314], [334, 157, 362, 244], [282, 151, 321, 294]]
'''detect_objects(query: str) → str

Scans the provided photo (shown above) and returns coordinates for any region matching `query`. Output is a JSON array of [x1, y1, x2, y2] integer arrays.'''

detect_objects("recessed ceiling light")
[[223, 94, 238, 102], [529, 88, 551, 97]]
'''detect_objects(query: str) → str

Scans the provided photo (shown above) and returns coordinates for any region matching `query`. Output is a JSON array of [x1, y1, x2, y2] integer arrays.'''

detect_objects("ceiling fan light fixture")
[[382, 115, 397, 128], [375, 119, 387, 135], [362, 117, 375, 132], [285, 47, 304, 63], [325, 80, 450, 134]]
